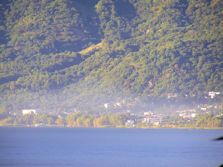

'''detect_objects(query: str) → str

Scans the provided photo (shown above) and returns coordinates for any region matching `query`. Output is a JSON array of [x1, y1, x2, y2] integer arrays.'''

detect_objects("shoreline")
[[1, 124, 223, 130]]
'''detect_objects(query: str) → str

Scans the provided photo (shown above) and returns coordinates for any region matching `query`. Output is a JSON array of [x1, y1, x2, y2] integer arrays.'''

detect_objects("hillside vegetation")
[[0, 0, 223, 113]]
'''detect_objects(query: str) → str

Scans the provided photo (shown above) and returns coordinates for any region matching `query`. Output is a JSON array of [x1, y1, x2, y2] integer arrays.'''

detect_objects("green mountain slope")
[[0, 0, 223, 113]]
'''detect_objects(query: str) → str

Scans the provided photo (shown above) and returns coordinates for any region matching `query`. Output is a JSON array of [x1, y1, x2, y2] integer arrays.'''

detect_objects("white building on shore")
[[22, 109, 37, 115], [208, 91, 220, 99]]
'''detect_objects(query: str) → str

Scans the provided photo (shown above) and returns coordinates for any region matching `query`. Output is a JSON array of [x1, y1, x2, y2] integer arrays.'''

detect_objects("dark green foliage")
[[0, 0, 223, 112]]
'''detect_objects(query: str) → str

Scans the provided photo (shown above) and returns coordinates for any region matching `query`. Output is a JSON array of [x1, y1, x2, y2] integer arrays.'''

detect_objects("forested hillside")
[[0, 0, 223, 113]]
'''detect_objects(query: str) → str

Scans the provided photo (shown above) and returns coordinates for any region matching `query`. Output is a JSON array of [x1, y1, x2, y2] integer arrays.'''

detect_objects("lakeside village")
[[1, 91, 223, 128]]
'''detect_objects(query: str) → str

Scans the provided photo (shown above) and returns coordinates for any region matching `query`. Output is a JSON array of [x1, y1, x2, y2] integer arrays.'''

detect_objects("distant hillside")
[[0, 0, 223, 113]]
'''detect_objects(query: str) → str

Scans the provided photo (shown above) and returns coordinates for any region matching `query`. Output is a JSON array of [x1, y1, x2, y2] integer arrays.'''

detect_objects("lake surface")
[[0, 127, 223, 167]]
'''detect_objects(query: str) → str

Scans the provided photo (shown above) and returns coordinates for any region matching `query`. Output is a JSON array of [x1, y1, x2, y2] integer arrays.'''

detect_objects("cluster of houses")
[[175, 102, 223, 120], [18, 90, 221, 127], [176, 109, 197, 119], [125, 112, 164, 127], [142, 112, 163, 126], [124, 100, 223, 127], [104, 100, 127, 109], [167, 91, 221, 99]]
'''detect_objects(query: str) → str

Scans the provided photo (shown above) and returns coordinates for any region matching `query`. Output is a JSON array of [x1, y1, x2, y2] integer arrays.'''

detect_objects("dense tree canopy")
[[0, 0, 223, 112]]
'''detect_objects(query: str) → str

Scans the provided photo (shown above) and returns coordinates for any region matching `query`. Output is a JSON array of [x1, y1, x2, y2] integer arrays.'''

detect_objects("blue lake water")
[[0, 127, 223, 167]]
